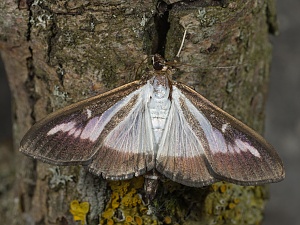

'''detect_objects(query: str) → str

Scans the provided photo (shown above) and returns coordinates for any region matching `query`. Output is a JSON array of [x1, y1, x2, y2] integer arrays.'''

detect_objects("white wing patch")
[[156, 87, 215, 186], [221, 123, 229, 133], [88, 82, 155, 180], [47, 121, 76, 135], [104, 82, 155, 154], [211, 128, 260, 157], [46, 88, 143, 142], [86, 109, 92, 118], [67, 126, 82, 138], [82, 89, 145, 142], [234, 138, 260, 157], [157, 94, 205, 158], [174, 87, 261, 158]]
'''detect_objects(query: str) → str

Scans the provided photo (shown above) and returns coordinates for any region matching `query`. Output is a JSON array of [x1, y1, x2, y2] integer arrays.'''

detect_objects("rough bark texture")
[[0, 0, 278, 224]]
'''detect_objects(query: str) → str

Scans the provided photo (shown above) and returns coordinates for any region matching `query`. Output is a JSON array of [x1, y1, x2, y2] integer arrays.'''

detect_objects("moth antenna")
[[176, 29, 187, 58], [175, 28, 238, 70]]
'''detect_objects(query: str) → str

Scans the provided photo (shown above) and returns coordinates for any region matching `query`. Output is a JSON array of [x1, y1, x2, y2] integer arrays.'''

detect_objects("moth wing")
[[89, 81, 156, 179], [20, 81, 145, 165], [175, 83, 285, 185], [156, 88, 216, 187]]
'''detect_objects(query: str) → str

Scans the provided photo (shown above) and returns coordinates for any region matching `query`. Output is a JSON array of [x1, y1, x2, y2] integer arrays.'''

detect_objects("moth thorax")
[[151, 75, 170, 99], [149, 76, 171, 144]]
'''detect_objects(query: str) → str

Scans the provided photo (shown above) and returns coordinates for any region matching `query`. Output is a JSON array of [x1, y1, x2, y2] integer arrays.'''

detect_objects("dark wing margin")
[[175, 83, 285, 186], [20, 81, 144, 166]]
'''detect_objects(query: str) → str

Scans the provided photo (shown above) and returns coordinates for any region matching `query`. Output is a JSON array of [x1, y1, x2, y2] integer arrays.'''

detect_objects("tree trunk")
[[0, 0, 278, 224]]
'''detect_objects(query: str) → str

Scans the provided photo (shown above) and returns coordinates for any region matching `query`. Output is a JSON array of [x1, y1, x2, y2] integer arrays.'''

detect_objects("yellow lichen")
[[109, 180, 131, 197], [102, 208, 115, 219], [228, 202, 236, 209], [69, 200, 89, 225], [233, 198, 240, 204], [110, 192, 120, 209], [112, 192, 120, 200], [220, 184, 227, 193], [152, 219, 158, 225], [101, 177, 164, 224], [131, 193, 142, 206], [211, 183, 219, 192], [107, 218, 114, 225], [121, 188, 142, 207], [164, 216, 172, 224], [140, 205, 149, 215], [134, 216, 143, 225], [125, 215, 133, 222], [111, 199, 120, 209]]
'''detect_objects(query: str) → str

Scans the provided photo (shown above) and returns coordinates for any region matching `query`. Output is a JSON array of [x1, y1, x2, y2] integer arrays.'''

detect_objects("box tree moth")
[[20, 54, 285, 187]]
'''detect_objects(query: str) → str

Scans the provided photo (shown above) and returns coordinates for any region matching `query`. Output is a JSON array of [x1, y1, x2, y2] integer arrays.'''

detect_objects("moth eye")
[[152, 54, 166, 71], [153, 61, 164, 71]]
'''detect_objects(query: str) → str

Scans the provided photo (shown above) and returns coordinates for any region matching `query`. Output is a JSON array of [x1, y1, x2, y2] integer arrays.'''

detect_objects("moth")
[[20, 54, 285, 187]]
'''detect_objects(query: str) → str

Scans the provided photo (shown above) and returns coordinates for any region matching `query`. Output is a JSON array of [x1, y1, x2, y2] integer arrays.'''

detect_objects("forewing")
[[89, 81, 155, 179], [20, 81, 144, 165], [175, 83, 285, 185], [156, 87, 216, 187]]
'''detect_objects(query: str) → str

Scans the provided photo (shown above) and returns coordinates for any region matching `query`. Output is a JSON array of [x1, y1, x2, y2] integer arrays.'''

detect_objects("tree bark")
[[0, 0, 278, 224]]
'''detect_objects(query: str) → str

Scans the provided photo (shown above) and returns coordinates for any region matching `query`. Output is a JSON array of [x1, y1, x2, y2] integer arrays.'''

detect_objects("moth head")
[[152, 54, 168, 71]]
